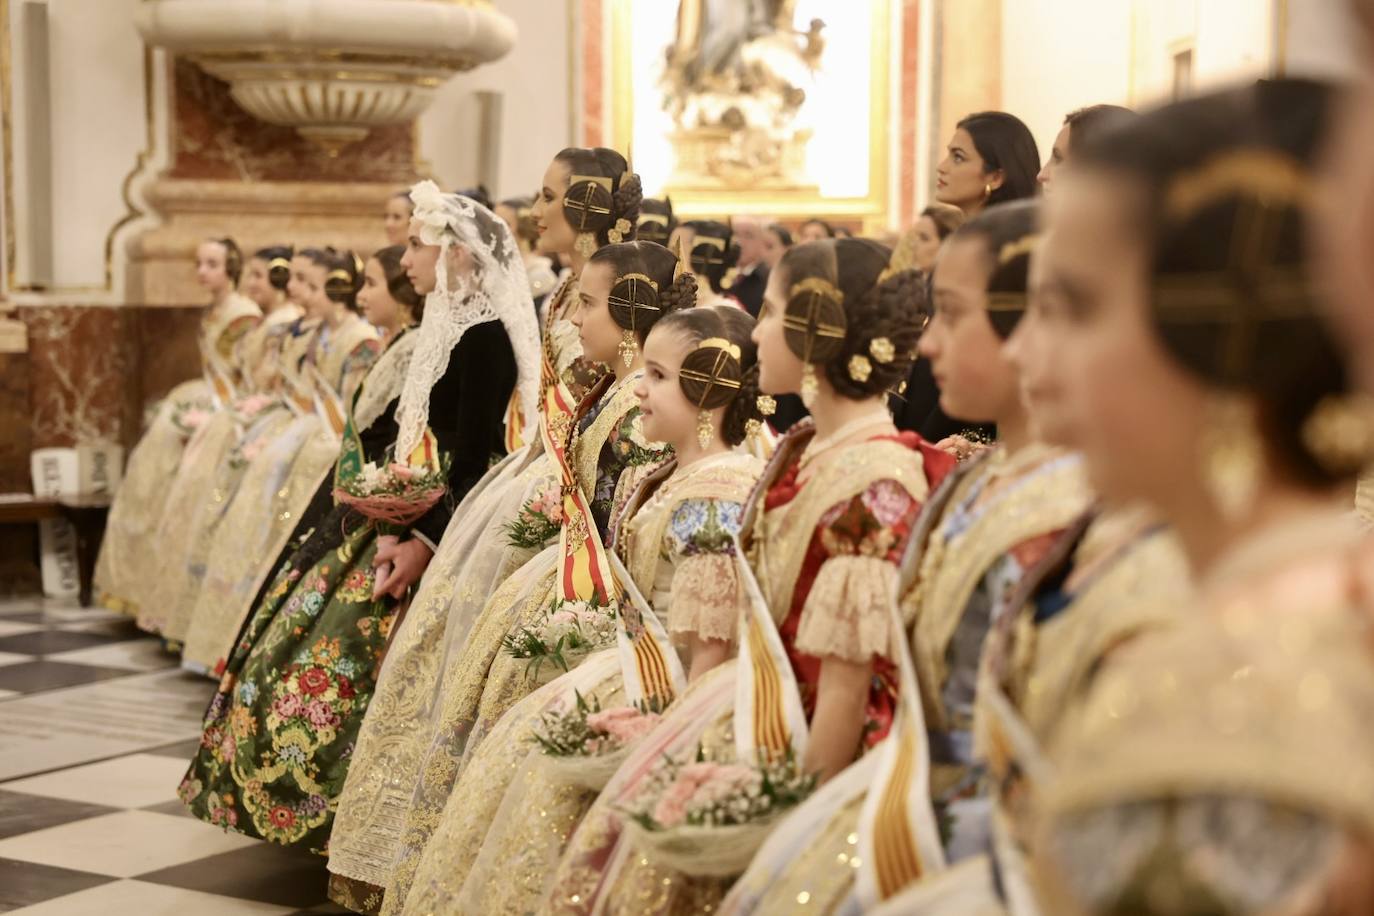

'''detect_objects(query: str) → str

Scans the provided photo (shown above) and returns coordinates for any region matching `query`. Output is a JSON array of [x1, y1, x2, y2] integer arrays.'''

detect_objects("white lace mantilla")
[[393, 180, 541, 460]]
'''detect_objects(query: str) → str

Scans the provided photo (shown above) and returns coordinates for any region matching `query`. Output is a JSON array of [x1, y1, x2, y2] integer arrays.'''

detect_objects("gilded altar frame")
[[605, 0, 893, 230]]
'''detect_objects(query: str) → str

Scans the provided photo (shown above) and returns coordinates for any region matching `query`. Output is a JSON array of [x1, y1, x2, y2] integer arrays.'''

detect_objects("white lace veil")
[[392, 180, 541, 462]]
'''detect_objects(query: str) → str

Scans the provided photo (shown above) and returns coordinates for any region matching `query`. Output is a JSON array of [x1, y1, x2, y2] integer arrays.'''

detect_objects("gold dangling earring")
[[983, 183, 993, 200], [1200, 394, 1261, 521], [618, 329, 638, 368], [575, 232, 598, 259], [696, 409, 715, 450], [800, 364, 819, 408]]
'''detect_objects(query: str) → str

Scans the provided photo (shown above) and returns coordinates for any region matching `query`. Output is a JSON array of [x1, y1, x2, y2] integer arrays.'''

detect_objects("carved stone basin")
[[136, 0, 516, 151]]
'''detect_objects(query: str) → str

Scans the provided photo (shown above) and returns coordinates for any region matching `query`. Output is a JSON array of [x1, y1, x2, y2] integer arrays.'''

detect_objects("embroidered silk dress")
[[721, 445, 1091, 915], [179, 319, 516, 851], [540, 423, 948, 915]]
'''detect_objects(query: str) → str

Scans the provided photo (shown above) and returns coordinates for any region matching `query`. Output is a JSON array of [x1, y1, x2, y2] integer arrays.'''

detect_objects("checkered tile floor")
[[0, 596, 347, 914]]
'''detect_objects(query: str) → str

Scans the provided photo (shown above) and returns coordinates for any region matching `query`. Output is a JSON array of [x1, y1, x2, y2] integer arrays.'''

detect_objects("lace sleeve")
[[794, 479, 920, 663], [665, 498, 747, 645]]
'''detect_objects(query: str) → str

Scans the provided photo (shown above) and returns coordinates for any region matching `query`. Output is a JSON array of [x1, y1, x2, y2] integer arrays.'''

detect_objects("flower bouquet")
[[501, 597, 619, 685], [333, 453, 451, 528], [169, 400, 214, 438], [504, 478, 564, 549], [231, 392, 278, 426], [620, 749, 817, 877], [530, 690, 665, 791]]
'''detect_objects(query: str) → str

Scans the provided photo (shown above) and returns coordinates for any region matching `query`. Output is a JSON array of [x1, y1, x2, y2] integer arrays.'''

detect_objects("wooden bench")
[[0, 493, 113, 607]]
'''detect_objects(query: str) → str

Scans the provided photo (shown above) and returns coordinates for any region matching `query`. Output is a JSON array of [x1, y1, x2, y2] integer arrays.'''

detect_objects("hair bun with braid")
[[659, 272, 698, 317]]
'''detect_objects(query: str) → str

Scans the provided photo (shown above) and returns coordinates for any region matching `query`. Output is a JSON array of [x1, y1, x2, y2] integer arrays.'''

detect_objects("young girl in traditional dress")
[[540, 237, 950, 914]]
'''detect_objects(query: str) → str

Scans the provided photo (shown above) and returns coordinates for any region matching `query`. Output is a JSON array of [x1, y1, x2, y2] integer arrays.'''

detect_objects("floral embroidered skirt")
[[179, 519, 397, 852]]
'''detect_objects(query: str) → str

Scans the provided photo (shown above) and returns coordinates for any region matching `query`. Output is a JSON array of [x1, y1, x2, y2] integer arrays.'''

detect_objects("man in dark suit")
[[727, 215, 769, 317]]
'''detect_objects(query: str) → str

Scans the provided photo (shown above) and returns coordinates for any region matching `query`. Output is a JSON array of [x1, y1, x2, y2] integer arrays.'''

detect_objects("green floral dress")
[[179, 320, 519, 852]]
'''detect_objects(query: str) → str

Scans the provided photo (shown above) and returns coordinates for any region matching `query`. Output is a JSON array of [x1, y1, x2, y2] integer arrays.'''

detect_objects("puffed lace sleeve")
[[795, 479, 920, 663], [665, 497, 748, 645]]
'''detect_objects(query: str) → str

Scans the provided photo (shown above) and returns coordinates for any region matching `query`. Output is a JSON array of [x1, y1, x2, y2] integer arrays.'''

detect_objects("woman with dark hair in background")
[[936, 110, 1040, 217], [384, 192, 414, 247], [761, 221, 792, 269], [797, 217, 836, 242], [1038, 103, 1138, 192], [496, 194, 559, 306]]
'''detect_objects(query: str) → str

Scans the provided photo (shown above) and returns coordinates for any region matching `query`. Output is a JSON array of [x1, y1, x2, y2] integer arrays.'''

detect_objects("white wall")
[[1000, 0, 1133, 161], [8, 0, 147, 292], [418, 0, 573, 201]]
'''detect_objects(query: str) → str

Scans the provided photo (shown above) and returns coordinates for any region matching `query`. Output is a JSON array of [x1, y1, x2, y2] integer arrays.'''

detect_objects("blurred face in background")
[[384, 195, 413, 247], [761, 226, 789, 269], [732, 216, 764, 268]]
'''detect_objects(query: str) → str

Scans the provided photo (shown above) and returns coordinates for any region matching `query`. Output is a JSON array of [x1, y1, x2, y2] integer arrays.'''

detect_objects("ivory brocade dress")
[[378, 369, 667, 914], [178, 319, 516, 851], [177, 313, 380, 675], [1036, 508, 1374, 915], [94, 293, 262, 618], [538, 425, 948, 916], [326, 275, 604, 905], [136, 304, 311, 642], [396, 451, 763, 916]]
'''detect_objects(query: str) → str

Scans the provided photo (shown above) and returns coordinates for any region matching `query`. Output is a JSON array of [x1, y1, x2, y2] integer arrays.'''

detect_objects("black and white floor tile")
[[0, 597, 348, 914]]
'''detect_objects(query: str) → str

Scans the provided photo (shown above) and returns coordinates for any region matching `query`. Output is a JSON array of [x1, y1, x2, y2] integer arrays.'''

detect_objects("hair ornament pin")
[[869, 337, 895, 364], [997, 234, 1040, 266], [1165, 149, 1314, 220], [268, 257, 291, 271], [696, 336, 742, 361], [327, 269, 352, 283], [848, 354, 873, 383], [607, 218, 634, 244], [756, 394, 777, 417]]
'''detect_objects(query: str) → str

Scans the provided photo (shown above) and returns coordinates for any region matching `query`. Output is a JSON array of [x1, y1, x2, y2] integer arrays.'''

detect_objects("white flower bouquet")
[[332, 455, 450, 528], [501, 597, 619, 685]]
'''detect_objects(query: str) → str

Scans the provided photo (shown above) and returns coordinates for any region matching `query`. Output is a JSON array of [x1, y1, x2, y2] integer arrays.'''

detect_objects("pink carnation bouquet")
[[530, 690, 665, 791], [620, 749, 816, 877]]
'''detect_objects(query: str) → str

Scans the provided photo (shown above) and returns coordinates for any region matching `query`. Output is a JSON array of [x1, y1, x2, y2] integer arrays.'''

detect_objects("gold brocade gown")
[[380, 370, 667, 915], [1035, 508, 1374, 916], [327, 276, 604, 909], [399, 452, 762, 916], [540, 426, 936, 916], [94, 293, 261, 617], [175, 313, 380, 673], [721, 445, 1095, 915]]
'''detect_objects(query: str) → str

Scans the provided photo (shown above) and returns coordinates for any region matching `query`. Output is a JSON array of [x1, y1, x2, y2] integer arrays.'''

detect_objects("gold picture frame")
[[606, 0, 892, 230]]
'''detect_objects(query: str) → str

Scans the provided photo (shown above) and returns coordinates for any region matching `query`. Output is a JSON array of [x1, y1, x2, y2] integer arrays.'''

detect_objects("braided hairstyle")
[[372, 244, 426, 322], [947, 200, 1041, 340], [1075, 78, 1355, 488], [776, 237, 924, 400], [303, 247, 364, 312], [253, 245, 294, 292], [553, 147, 644, 248], [679, 219, 737, 294], [653, 305, 765, 446], [588, 240, 695, 345]]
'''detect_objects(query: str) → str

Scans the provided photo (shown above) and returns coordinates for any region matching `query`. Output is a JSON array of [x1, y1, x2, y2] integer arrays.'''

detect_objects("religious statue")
[[662, 0, 824, 187]]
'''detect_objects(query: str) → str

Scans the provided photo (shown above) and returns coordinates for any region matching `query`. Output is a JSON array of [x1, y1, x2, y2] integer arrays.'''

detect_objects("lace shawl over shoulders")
[[794, 479, 922, 664]]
